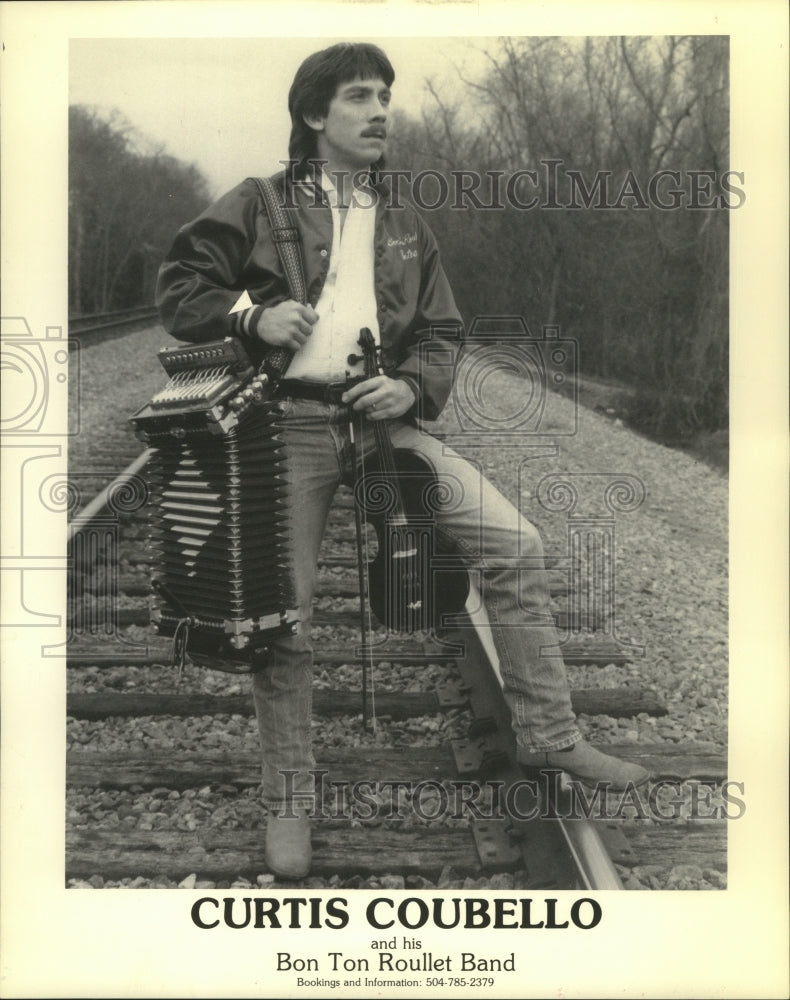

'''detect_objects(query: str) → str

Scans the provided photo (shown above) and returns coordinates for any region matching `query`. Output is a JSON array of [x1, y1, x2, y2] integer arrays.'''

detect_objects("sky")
[[69, 36, 494, 198]]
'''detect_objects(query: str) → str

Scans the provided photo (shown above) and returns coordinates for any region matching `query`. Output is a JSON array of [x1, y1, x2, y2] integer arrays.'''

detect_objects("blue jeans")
[[252, 398, 580, 807]]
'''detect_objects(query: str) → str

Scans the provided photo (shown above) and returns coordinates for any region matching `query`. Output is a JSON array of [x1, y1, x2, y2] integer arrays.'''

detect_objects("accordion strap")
[[249, 175, 304, 384], [252, 175, 307, 305]]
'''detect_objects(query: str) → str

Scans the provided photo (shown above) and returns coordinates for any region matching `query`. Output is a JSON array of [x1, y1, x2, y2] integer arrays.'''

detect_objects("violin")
[[352, 328, 469, 634]]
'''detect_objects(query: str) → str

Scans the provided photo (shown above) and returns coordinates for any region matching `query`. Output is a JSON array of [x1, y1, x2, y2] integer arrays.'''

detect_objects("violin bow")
[[347, 331, 379, 731]]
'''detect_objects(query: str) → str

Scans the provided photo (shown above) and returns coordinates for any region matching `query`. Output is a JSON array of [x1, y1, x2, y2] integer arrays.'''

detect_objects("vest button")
[[320, 249, 328, 257]]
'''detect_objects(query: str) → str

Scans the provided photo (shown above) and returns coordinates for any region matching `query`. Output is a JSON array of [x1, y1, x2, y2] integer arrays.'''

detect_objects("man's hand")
[[342, 376, 416, 420], [254, 300, 318, 351]]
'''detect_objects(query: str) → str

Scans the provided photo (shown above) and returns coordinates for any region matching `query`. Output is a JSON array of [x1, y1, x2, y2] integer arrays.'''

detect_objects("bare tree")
[[69, 106, 211, 314], [387, 36, 730, 439]]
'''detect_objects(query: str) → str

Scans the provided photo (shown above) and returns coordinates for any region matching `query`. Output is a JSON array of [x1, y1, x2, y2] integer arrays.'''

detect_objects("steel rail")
[[67, 449, 152, 545], [553, 807, 623, 890], [458, 582, 624, 890], [69, 307, 160, 337]]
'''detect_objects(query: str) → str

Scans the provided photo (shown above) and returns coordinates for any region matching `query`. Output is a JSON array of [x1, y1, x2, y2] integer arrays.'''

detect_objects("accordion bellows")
[[130, 338, 298, 671]]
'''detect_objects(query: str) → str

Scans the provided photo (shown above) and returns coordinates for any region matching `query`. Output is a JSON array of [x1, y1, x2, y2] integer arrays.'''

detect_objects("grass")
[[559, 374, 728, 475], [680, 429, 729, 474]]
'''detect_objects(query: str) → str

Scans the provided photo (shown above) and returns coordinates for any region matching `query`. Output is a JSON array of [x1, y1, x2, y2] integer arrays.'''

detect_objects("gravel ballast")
[[68, 326, 729, 890]]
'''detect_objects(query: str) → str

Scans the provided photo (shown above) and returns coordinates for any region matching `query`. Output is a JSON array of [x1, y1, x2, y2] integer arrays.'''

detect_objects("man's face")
[[306, 76, 391, 173]]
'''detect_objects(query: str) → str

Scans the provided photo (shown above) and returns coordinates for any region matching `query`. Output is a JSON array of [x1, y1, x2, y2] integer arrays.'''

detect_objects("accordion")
[[130, 338, 298, 672]]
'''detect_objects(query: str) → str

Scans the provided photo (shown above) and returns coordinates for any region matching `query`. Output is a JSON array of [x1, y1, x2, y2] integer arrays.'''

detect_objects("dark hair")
[[287, 42, 395, 175]]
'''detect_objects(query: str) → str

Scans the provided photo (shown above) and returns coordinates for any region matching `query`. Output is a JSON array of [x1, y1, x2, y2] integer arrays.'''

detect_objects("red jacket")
[[156, 169, 462, 420]]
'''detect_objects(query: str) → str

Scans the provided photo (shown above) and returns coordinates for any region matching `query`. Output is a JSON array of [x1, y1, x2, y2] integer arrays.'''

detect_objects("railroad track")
[[66, 455, 727, 891], [65, 323, 728, 890], [69, 306, 160, 338]]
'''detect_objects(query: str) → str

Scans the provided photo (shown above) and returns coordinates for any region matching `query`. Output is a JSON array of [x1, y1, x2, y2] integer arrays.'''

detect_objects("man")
[[156, 42, 648, 879]]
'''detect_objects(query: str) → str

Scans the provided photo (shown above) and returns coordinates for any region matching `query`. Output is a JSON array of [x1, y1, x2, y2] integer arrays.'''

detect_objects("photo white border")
[[1, 2, 787, 997]]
